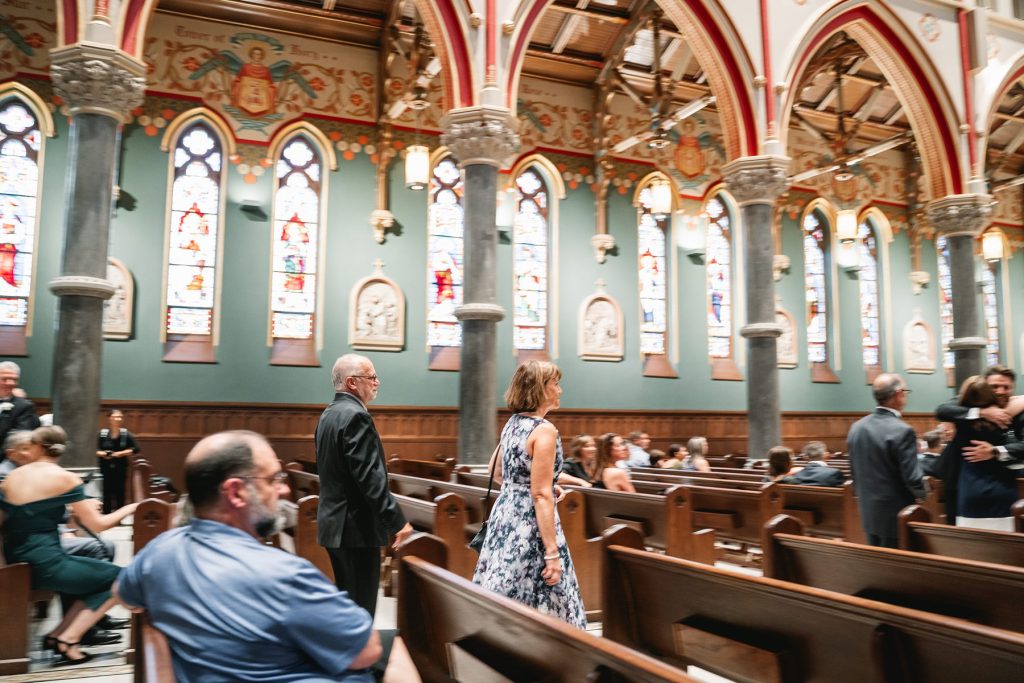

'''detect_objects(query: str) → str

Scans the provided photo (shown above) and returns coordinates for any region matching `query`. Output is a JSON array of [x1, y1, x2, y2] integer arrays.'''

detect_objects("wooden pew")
[[283, 463, 320, 503], [398, 552, 695, 682], [292, 495, 334, 581], [134, 498, 175, 553], [394, 492, 477, 579], [130, 459, 178, 505], [0, 544, 31, 675], [603, 545, 1024, 682], [762, 514, 1024, 631], [1015, 498, 1024, 533], [387, 456, 456, 482], [898, 505, 1024, 565], [138, 612, 175, 683]]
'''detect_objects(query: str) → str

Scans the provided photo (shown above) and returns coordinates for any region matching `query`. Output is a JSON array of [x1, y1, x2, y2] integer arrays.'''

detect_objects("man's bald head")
[[331, 353, 369, 390], [872, 373, 907, 407], [184, 431, 270, 511]]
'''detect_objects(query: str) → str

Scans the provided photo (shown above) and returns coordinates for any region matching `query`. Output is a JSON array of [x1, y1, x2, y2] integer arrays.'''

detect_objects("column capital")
[[440, 105, 520, 168], [49, 44, 146, 123], [454, 303, 506, 322], [948, 336, 987, 351], [49, 275, 116, 299], [722, 155, 790, 205], [927, 194, 993, 238]]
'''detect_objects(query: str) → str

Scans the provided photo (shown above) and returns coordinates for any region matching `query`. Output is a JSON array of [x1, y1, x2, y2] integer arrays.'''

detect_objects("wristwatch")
[[106, 450, 113, 458], [995, 446, 1011, 462]]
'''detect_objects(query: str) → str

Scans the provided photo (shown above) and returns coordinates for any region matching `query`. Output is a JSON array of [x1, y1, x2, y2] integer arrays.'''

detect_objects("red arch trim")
[[120, 0, 148, 56], [794, 6, 962, 194], [62, 0, 78, 45], [435, 1, 473, 108], [505, 1, 550, 108]]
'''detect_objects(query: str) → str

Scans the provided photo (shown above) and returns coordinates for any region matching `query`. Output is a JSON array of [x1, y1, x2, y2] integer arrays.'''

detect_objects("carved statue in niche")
[[103, 257, 133, 340], [578, 283, 623, 362], [349, 261, 404, 352], [903, 313, 935, 374], [776, 307, 797, 368]]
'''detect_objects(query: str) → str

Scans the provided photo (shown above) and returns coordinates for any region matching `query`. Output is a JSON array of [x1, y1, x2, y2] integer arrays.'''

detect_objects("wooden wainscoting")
[[34, 400, 938, 489]]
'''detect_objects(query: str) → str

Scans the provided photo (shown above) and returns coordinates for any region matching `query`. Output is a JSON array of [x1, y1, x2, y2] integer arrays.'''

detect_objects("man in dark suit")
[[316, 353, 412, 617], [848, 373, 926, 547], [934, 365, 1024, 522], [0, 361, 40, 463], [783, 441, 845, 487]]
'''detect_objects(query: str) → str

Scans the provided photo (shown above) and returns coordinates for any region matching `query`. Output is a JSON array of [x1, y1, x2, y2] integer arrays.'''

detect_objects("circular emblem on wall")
[[919, 14, 940, 43]]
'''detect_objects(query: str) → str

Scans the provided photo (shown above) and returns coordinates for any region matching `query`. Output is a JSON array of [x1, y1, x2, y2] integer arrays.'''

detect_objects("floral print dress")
[[472, 413, 587, 628]]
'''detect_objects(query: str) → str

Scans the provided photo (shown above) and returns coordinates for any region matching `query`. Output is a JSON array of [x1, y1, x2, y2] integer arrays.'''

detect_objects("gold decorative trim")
[[266, 121, 338, 171], [160, 107, 238, 156]]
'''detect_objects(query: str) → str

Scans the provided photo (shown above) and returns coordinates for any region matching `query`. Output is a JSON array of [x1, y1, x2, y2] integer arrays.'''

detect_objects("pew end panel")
[[663, 486, 716, 564], [294, 495, 334, 581], [1012, 498, 1024, 534], [0, 561, 30, 675], [134, 498, 175, 554]]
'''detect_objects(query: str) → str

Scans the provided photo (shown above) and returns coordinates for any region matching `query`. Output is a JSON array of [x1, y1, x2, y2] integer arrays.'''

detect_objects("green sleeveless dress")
[[0, 484, 120, 609]]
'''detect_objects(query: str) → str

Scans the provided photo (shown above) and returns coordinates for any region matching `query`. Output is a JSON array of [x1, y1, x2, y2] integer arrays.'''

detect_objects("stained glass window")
[[803, 212, 829, 364], [165, 123, 222, 336], [513, 168, 549, 351], [936, 236, 954, 370], [705, 196, 732, 359], [271, 136, 321, 340], [427, 156, 464, 347], [858, 220, 881, 369], [0, 100, 41, 327], [638, 185, 669, 355], [981, 262, 1000, 366]]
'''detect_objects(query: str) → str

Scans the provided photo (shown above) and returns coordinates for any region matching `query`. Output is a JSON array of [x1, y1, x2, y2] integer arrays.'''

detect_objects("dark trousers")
[[867, 533, 898, 548], [100, 458, 127, 513], [327, 546, 382, 617]]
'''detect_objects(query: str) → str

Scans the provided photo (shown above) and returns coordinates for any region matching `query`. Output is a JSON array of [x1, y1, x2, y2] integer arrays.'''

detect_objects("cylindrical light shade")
[[405, 145, 429, 190], [982, 230, 1004, 262], [676, 211, 707, 252], [496, 187, 517, 229], [650, 178, 673, 217], [836, 209, 857, 244]]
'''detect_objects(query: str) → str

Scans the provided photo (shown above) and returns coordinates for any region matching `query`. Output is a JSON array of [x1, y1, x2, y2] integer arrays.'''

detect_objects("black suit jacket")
[[782, 461, 845, 487], [934, 398, 1024, 519], [848, 408, 926, 540], [314, 392, 406, 548], [0, 396, 40, 461]]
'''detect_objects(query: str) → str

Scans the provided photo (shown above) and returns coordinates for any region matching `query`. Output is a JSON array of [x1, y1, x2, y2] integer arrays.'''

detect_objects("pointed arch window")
[[637, 179, 676, 378], [858, 219, 882, 381], [0, 97, 43, 355], [803, 210, 838, 382], [163, 121, 224, 362], [981, 261, 1001, 366], [513, 167, 549, 360], [936, 235, 954, 382], [705, 194, 741, 380], [270, 135, 323, 366], [426, 155, 463, 370]]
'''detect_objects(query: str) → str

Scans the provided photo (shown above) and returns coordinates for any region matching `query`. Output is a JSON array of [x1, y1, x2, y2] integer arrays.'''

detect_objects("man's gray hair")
[[872, 373, 904, 404], [0, 361, 21, 376], [801, 441, 827, 461], [331, 353, 369, 391], [3, 430, 32, 452]]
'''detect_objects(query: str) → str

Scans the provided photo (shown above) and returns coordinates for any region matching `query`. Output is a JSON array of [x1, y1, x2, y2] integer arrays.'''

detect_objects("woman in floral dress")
[[472, 360, 587, 628]]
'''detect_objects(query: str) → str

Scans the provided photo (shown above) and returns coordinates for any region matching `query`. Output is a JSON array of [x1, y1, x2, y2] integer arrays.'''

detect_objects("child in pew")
[[658, 443, 687, 469]]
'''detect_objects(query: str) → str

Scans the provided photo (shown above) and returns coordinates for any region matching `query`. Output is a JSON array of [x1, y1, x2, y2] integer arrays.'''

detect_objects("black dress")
[[97, 428, 139, 513], [952, 419, 1017, 519]]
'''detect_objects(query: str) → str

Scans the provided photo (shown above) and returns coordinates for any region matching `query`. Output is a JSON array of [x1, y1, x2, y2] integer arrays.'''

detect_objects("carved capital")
[[369, 209, 395, 244], [927, 194, 993, 238], [49, 275, 116, 299], [591, 233, 615, 264], [772, 254, 790, 282], [50, 45, 146, 122], [909, 270, 931, 295], [454, 303, 505, 322], [440, 106, 520, 168], [722, 155, 790, 205]]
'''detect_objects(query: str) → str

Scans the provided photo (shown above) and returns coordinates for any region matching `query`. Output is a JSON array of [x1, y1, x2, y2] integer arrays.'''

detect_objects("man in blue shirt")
[[116, 430, 408, 682]]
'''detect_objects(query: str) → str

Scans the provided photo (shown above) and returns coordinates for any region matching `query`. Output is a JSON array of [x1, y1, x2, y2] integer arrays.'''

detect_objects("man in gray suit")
[[847, 373, 926, 547]]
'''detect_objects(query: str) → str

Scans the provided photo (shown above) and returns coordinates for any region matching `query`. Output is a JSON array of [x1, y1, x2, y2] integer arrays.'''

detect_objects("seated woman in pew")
[[764, 446, 800, 483], [680, 437, 712, 472], [594, 433, 635, 492], [0, 426, 137, 665], [657, 443, 686, 469], [559, 434, 595, 487]]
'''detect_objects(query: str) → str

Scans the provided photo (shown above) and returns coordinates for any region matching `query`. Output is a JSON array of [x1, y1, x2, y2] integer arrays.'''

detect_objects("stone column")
[[48, 47, 145, 467], [441, 106, 519, 464], [723, 155, 790, 460], [928, 194, 992, 387]]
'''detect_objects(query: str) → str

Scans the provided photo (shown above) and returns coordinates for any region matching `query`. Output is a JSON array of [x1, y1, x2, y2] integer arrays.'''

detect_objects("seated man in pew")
[[116, 430, 418, 682], [782, 441, 845, 487]]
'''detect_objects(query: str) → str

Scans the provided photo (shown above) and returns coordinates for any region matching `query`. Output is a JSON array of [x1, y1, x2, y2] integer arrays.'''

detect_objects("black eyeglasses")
[[351, 375, 381, 383], [242, 471, 288, 484], [899, 387, 913, 394]]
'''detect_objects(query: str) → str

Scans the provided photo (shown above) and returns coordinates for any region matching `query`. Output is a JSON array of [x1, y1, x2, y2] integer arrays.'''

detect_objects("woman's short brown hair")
[[504, 360, 562, 413], [767, 446, 793, 478]]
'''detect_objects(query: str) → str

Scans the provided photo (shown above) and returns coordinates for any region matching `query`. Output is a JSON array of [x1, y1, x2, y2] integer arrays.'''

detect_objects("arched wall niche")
[[778, 1, 964, 200]]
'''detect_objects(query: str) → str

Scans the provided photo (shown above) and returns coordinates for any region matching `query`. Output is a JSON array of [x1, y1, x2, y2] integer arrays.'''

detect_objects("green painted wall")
[[9, 111, 1024, 413]]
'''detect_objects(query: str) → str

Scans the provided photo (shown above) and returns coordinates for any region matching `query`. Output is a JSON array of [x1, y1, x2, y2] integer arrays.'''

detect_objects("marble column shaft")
[[928, 194, 992, 388], [49, 51, 145, 466], [723, 156, 789, 460], [441, 107, 518, 464]]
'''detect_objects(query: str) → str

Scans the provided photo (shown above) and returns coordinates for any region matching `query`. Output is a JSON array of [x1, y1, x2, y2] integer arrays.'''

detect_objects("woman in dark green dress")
[[0, 426, 137, 665]]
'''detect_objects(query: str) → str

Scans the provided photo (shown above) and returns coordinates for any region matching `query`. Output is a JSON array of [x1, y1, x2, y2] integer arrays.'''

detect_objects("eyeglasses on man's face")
[[243, 471, 288, 485], [351, 375, 381, 383]]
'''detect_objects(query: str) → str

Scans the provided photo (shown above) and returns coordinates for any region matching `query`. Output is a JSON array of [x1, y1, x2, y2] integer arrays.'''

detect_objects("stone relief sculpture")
[[348, 260, 404, 352], [578, 282, 623, 361], [776, 306, 797, 368], [904, 313, 935, 373], [103, 257, 133, 340]]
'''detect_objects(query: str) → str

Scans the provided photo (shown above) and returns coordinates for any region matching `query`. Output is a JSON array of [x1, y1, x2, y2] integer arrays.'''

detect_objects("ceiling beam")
[[552, 14, 581, 54], [671, 43, 693, 81], [548, 1, 628, 25], [595, 1, 656, 87]]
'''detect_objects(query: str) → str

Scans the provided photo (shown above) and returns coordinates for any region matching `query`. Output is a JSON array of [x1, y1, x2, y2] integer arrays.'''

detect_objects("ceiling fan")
[[386, 22, 442, 120], [789, 58, 912, 185], [611, 11, 715, 154]]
